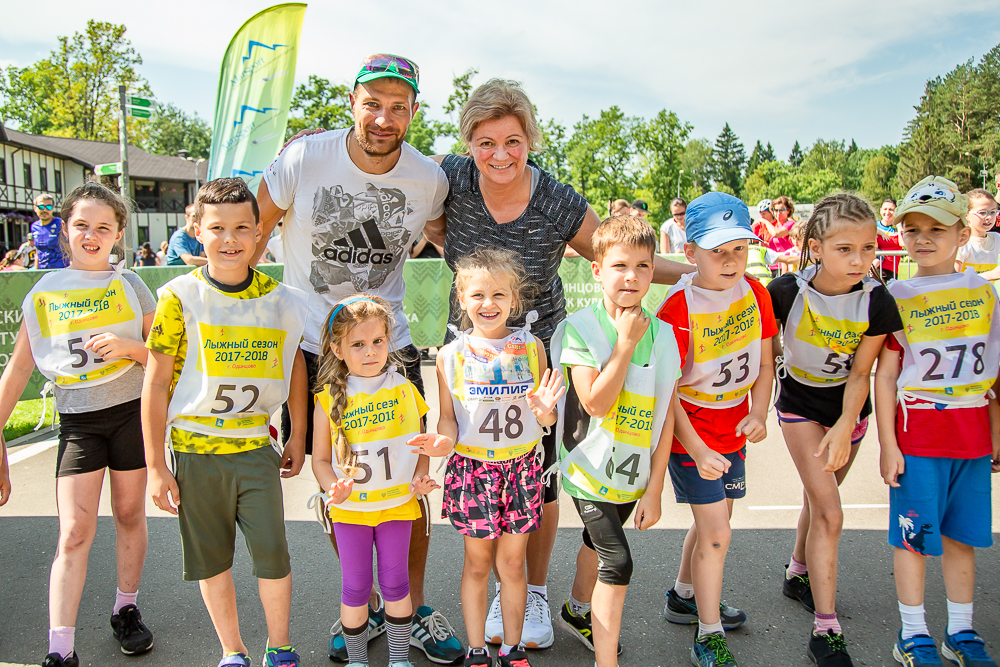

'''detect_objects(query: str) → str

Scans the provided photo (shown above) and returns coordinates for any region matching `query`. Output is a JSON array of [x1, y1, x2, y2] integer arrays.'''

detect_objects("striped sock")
[[386, 614, 412, 664], [343, 622, 369, 665]]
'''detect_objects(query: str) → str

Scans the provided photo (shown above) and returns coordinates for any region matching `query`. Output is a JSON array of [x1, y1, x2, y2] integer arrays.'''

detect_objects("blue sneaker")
[[691, 632, 738, 666], [942, 630, 997, 666], [218, 653, 251, 667], [262, 646, 300, 667], [410, 606, 464, 664], [893, 632, 941, 665], [328, 596, 387, 662]]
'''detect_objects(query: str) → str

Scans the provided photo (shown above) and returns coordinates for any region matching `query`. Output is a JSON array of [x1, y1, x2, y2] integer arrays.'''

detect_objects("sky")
[[2, 0, 1000, 158]]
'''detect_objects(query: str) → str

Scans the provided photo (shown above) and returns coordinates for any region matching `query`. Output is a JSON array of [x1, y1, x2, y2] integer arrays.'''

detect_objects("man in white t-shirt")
[[254, 54, 460, 664], [264, 220, 285, 263]]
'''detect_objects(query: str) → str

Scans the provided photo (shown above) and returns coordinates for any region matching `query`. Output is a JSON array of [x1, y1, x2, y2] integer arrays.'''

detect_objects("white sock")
[[500, 643, 514, 656], [569, 594, 591, 617], [527, 584, 548, 600], [698, 621, 724, 638], [899, 602, 929, 640], [674, 578, 695, 600], [48, 627, 75, 660], [946, 600, 974, 636]]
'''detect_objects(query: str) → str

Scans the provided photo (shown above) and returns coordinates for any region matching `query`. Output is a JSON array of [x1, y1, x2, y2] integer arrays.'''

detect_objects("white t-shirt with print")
[[263, 128, 449, 354], [661, 219, 686, 253]]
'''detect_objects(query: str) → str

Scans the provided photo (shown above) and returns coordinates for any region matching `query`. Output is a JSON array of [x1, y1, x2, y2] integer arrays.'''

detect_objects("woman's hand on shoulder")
[[408, 433, 454, 457], [410, 474, 440, 495]]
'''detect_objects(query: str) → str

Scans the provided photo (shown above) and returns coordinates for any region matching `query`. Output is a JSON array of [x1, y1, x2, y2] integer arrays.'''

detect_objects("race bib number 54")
[[197, 324, 286, 378]]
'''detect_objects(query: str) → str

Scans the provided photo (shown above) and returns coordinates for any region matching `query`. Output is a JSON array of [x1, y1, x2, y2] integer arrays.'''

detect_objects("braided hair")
[[315, 294, 398, 478], [799, 194, 877, 272]]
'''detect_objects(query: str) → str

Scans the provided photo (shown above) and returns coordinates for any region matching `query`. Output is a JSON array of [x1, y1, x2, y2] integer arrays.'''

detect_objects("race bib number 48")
[[33, 283, 136, 338], [197, 324, 287, 379]]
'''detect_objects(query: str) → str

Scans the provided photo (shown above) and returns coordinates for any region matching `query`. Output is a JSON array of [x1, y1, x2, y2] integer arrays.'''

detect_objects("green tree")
[[633, 109, 692, 219], [708, 123, 746, 195], [533, 118, 571, 184], [435, 68, 478, 153], [404, 106, 438, 156], [144, 103, 211, 158], [745, 141, 767, 179], [285, 75, 352, 139], [680, 138, 713, 197], [802, 139, 847, 176], [860, 154, 895, 204], [788, 140, 804, 166], [566, 106, 639, 208], [0, 20, 149, 142]]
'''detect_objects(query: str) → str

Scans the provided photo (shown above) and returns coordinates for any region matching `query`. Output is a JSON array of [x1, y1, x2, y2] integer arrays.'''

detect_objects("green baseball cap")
[[354, 54, 420, 94]]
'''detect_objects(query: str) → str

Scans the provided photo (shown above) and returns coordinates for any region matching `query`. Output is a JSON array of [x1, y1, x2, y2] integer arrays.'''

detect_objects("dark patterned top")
[[441, 155, 589, 348]]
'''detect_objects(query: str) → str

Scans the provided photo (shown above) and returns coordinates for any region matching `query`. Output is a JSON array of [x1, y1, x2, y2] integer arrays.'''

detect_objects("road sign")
[[127, 107, 152, 119], [127, 96, 155, 108], [94, 162, 123, 176]]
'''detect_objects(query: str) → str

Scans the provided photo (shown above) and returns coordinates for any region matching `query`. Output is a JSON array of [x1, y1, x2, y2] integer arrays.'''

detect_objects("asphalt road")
[[2, 362, 998, 667]]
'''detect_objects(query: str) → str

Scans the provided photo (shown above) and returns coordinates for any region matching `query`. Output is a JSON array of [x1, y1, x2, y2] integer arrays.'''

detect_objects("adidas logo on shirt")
[[321, 219, 395, 265]]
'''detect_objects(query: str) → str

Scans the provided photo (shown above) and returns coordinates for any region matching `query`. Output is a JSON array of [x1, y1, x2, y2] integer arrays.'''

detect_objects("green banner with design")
[[0, 257, 687, 402], [208, 3, 306, 189]]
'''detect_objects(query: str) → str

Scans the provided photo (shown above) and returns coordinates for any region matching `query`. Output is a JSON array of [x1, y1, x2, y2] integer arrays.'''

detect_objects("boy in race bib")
[[142, 179, 310, 667], [412, 249, 564, 667], [0, 183, 157, 667], [311, 295, 438, 667], [955, 188, 1000, 282], [552, 216, 681, 667], [656, 193, 776, 667], [768, 194, 901, 667], [874, 176, 1000, 667]]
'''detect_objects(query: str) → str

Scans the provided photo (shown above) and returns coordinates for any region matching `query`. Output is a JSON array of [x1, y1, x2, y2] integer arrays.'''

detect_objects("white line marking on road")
[[748, 504, 889, 511], [8, 439, 58, 465]]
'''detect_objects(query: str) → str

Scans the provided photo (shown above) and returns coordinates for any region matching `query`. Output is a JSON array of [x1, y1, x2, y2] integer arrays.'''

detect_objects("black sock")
[[385, 613, 412, 663], [343, 622, 369, 665]]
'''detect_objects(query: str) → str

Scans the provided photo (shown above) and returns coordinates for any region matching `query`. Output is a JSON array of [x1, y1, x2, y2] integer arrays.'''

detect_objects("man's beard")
[[356, 125, 405, 156]]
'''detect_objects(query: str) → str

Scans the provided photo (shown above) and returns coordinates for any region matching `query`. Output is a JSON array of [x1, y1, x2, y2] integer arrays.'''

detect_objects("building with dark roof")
[[1, 125, 208, 252]]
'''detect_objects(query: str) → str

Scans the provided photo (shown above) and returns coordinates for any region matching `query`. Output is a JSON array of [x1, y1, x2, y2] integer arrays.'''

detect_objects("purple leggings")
[[332, 520, 412, 608]]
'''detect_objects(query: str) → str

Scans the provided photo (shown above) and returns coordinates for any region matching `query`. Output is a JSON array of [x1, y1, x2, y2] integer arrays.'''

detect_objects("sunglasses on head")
[[361, 54, 419, 84], [36, 204, 54, 210]]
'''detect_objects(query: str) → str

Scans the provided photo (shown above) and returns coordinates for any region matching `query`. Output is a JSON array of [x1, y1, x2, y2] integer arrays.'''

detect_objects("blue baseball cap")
[[685, 192, 759, 249]]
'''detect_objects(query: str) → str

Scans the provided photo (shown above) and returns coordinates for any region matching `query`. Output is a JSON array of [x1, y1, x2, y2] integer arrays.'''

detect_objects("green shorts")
[[174, 445, 290, 581]]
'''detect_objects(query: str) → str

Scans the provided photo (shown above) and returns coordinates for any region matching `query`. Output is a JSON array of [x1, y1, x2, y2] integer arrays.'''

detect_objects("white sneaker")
[[521, 591, 554, 649], [485, 592, 504, 644]]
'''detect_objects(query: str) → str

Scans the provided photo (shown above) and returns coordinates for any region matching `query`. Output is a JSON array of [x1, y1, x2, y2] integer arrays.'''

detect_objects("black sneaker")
[[497, 645, 531, 667], [110, 604, 154, 655], [783, 566, 816, 613], [663, 589, 747, 630], [41, 652, 79, 667], [556, 601, 622, 655], [465, 647, 491, 667], [808, 630, 854, 666]]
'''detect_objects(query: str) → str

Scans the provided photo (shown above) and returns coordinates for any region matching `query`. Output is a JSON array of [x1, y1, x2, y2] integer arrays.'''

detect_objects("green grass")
[[3, 398, 58, 443]]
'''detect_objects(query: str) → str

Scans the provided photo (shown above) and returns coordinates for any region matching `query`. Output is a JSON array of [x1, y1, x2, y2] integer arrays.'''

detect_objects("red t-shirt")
[[657, 279, 779, 454], [878, 232, 903, 272], [884, 335, 992, 458]]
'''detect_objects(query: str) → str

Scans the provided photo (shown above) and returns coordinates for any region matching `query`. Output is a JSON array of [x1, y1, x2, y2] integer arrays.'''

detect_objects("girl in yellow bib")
[[312, 295, 438, 667], [955, 188, 1000, 282], [0, 183, 156, 667], [410, 248, 564, 667], [766, 194, 902, 665]]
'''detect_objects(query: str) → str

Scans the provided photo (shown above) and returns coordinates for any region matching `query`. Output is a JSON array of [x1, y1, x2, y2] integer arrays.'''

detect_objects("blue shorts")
[[668, 447, 746, 505], [888, 454, 993, 556]]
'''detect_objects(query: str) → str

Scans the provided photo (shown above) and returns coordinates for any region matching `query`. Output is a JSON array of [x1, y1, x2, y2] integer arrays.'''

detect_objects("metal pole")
[[118, 85, 136, 266]]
